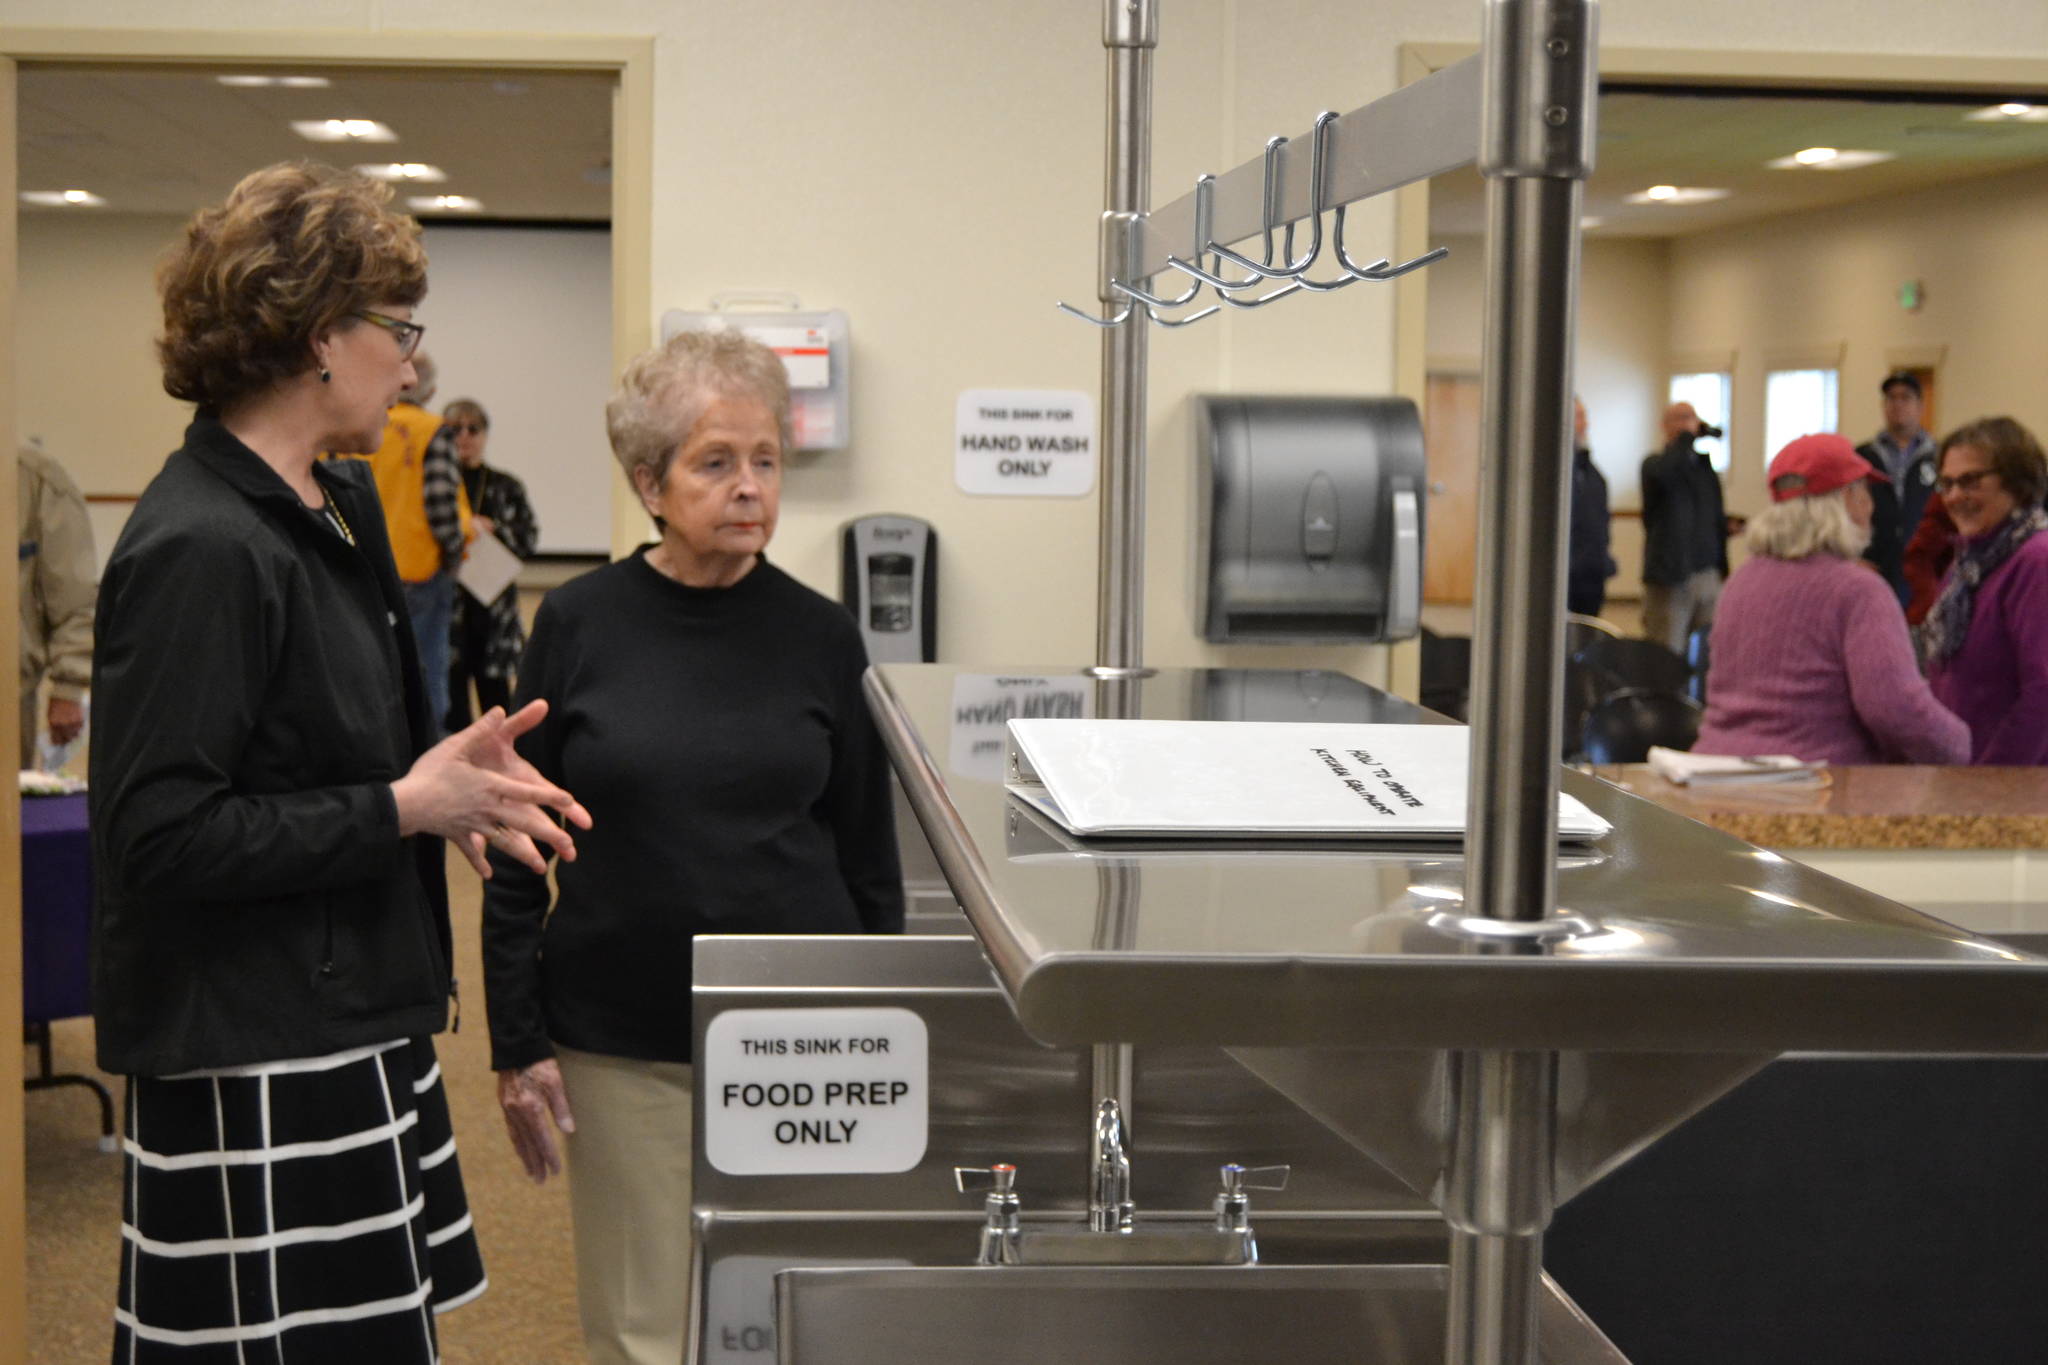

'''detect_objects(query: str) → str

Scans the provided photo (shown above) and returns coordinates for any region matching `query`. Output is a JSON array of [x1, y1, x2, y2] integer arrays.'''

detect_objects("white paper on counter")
[[1006, 718, 1611, 841]]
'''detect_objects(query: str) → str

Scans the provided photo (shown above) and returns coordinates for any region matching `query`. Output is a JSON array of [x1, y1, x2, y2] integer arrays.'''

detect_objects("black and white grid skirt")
[[114, 1036, 486, 1363]]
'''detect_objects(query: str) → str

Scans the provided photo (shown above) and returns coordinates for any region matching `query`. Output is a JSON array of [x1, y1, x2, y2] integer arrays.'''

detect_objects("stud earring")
[[319, 367, 331, 383]]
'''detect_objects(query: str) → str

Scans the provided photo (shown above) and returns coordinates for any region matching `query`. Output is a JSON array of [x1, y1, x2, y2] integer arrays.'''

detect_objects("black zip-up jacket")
[[1640, 433, 1729, 588], [90, 415, 451, 1076]]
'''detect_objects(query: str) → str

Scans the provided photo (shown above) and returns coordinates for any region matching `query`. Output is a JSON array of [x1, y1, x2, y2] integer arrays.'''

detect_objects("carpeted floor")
[[24, 845, 587, 1363]]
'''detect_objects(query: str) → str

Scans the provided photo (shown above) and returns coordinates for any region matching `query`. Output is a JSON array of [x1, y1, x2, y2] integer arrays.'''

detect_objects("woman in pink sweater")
[[1694, 433, 1970, 765]]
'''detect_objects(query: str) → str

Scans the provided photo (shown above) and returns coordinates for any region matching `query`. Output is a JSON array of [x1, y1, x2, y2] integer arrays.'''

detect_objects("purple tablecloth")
[[22, 792, 91, 1023]]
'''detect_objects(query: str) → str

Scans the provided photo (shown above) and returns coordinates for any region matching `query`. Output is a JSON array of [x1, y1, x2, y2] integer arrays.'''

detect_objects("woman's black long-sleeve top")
[[481, 549, 903, 1071], [90, 415, 450, 1076]]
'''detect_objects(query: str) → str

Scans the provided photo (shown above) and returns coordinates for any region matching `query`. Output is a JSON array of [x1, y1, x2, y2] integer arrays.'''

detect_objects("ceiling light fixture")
[[291, 118, 397, 143], [1966, 102, 2048, 122], [217, 74, 332, 89], [20, 189, 107, 207], [1765, 147, 1896, 171], [1580, 216, 1605, 229], [1623, 185, 1730, 206], [408, 194, 484, 212], [357, 162, 447, 183]]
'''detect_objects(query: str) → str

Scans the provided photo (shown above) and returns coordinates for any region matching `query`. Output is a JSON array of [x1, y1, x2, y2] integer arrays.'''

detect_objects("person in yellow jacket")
[[356, 351, 470, 734], [18, 440, 98, 765]]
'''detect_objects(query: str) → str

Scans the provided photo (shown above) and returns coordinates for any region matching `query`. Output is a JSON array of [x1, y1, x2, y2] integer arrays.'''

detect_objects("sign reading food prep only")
[[702, 1007, 929, 1175]]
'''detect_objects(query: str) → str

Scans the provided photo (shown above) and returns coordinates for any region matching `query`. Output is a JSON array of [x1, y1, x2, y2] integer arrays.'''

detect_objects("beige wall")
[[16, 214, 186, 501], [1426, 232, 1670, 594], [1669, 159, 2048, 515], [8, 2, 2048, 668]]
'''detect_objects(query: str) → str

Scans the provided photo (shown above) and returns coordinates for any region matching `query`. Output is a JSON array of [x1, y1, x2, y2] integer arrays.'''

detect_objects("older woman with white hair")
[[480, 329, 903, 1365], [1692, 433, 1969, 764]]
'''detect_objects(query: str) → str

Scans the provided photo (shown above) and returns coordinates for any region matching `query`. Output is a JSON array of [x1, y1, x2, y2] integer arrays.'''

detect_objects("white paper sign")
[[955, 389, 1096, 496], [948, 673, 1093, 782], [703, 1007, 929, 1175]]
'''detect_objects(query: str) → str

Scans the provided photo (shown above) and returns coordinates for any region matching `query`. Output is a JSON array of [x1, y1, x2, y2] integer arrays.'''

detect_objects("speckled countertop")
[[1590, 765, 2048, 850]]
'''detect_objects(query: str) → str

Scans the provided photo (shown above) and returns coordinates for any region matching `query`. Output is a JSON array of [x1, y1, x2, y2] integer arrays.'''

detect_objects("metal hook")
[[1140, 299, 1222, 327], [1164, 154, 1305, 307], [1113, 175, 1213, 311], [1343, 240, 1451, 281], [1293, 113, 1369, 293], [1055, 299, 1132, 327], [1206, 129, 1325, 282], [1163, 174, 1262, 290]]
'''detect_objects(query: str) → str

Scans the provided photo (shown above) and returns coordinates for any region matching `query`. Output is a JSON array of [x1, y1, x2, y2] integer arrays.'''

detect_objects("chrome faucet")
[[954, 1151, 1292, 1266], [1089, 1098, 1135, 1232]]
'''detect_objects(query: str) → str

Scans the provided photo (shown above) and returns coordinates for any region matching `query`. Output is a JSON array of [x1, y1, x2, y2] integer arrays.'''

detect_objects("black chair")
[[1564, 613, 1622, 661], [1573, 634, 1691, 698], [1418, 630, 1472, 722], [1559, 658, 1607, 762], [1579, 687, 1703, 764]]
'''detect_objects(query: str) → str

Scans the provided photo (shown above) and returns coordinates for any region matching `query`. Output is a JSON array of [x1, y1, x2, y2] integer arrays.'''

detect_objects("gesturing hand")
[[498, 1058, 575, 1183], [391, 701, 594, 878]]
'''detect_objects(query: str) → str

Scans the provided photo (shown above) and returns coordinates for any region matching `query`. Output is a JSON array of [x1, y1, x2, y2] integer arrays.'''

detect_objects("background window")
[[1764, 368, 1841, 461], [1668, 372, 1731, 472]]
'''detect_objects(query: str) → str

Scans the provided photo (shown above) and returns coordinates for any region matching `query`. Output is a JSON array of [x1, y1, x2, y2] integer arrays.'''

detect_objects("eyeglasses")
[[352, 309, 425, 360], [449, 422, 487, 436], [1936, 469, 1997, 495]]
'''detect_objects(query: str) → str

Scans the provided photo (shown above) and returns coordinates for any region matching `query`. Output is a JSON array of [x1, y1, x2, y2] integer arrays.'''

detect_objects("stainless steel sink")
[[774, 1262, 1628, 1364]]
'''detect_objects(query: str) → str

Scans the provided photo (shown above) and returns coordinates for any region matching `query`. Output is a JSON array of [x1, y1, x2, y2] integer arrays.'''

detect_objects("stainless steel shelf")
[[866, 663, 2048, 1055]]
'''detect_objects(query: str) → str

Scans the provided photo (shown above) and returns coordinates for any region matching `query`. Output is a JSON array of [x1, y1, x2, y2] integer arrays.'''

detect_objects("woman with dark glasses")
[[443, 398, 539, 730], [1919, 416, 2048, 763]]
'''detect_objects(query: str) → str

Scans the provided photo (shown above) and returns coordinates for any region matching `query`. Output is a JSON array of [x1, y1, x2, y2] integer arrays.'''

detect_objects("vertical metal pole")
[[1091, 0, 1155, 679], [1448, 2, 1596, 1362], [1087, 0, 1157, 1227]]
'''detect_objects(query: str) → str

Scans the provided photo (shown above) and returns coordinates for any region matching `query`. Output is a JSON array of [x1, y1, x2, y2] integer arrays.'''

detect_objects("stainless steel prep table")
[[864, 661, 2048, 1057]]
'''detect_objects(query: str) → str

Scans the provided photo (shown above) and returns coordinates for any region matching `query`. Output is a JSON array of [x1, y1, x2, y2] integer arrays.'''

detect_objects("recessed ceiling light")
[[408, 194, 484, 213], [1623, 185, 1730, 206], [217, 74, 332, 89], [21, 189, 107, 207], [1580, 216, 1605, 229], [291, 118, 397, 143], [1765, 147, 1896, 170], [1966, 103, 2048, 122], [357, 162, 447, 183]]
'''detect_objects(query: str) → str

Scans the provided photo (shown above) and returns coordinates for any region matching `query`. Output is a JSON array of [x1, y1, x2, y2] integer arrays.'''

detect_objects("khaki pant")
[[556, 1045, 695, 1365], [1641, 568, 1722, 657]]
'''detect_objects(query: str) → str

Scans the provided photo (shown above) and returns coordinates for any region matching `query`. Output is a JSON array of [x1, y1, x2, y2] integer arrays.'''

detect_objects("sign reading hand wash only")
[[955, 389, 1096, 496]]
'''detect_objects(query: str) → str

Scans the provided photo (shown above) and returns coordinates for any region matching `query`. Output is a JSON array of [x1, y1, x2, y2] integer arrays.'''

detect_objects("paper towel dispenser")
[[1193, 395, 1424, 644]]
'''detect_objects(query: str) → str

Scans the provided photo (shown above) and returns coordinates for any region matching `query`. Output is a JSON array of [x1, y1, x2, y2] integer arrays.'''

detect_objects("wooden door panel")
[[1423, 372, 1481, 603]]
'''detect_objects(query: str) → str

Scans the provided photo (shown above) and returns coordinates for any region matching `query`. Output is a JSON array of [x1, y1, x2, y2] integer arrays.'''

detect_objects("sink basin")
[[774, 1262, 1627, 1364]]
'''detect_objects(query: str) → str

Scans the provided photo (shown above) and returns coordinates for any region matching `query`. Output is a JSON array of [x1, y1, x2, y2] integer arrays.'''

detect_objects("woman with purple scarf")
[[1919, 416, 2048, 764]]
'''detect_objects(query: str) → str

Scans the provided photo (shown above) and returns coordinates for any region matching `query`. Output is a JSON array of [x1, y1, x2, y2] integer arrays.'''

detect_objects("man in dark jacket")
[[1856, 371, 1938, 607], [1568, 397, 1615, 618], [1639, 401, 1729, 653]]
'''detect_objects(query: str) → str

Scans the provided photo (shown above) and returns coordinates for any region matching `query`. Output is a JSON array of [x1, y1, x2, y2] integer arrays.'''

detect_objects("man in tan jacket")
[[18, 441, 97, 764]]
